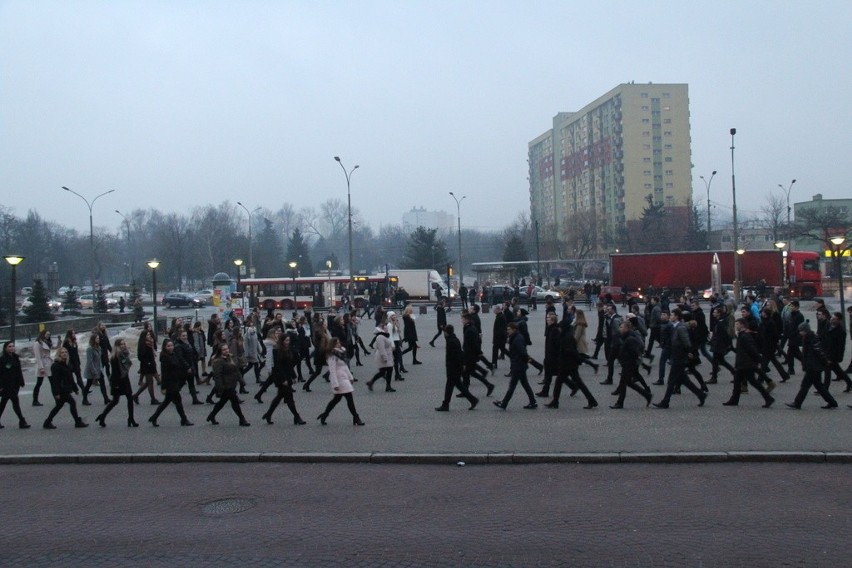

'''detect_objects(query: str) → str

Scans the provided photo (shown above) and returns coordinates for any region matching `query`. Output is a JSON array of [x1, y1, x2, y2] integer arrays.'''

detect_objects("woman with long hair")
[[242, 316, 264, 384], [206, 342, 250, 426], [261, 332, 306, 425], [82, 333, 110, 406], [190, 321, 210, 383], [43, 347, 87, 429], [148, 339, 193, 427], [0, 341, 31, 428], [227, 325, 250, 394], [96, 338, 137, 427], [32, 329, 54, 406], [317, 337, 364, 426], [366, 316, 395, 393], [400, 305, 422, 365], [573, 309, 599, 373], [133, 331, 160, 405], [62, 329, 85, 392], [303, 318, 330, 392]]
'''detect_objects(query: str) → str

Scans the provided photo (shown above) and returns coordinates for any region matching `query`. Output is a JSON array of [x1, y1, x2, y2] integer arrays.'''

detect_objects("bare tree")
[[760, 193, 787, 242]]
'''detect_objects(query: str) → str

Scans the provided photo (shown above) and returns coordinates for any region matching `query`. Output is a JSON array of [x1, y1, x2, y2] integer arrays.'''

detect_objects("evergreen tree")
[[502, 233, 529, 278], [63, 286, 81, 314], [400, 227, 449, 270], [253, 218, 285, 277], [22, 279, 54, 323], [94, 285, 109, 313], [286, 228, 314, 277]]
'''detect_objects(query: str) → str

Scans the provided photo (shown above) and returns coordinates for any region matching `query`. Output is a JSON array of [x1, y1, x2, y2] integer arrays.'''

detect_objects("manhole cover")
[[201, 497, 257, 515]]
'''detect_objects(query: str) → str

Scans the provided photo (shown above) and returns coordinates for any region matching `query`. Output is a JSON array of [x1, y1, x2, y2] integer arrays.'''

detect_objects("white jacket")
[[327, 348, 354, 394]]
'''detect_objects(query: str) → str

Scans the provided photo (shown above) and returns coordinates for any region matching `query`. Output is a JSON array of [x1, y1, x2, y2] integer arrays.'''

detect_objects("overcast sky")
[[1, 1, 850, 236]]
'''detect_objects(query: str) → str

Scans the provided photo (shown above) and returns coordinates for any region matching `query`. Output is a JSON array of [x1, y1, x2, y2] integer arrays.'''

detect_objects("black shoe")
[[644, 390, 653, 407], [254, 394, 264, 404], [82, 399, 92, 406], [43, 421, 56, 429], [74, 420, 88, 428], [128, 419, 139, 427], [413, 360, 422, 365], [181, 420, 194, 426], [455, 393, 466, 398], [353, 416, 365, 426], [651, 380, 664, 386], [435, 406, 449, 412], [263, 414, 273, 424], [132, 395, 140, 405], [544, 401, 558, 409], [523, 403, 538, 409], [763, 397, 775, 408], [302, 385, 311, 392], [821, 403, 838, 409], [698, 393, 707, 407], [493, 400, 506, 410], [722, 400, 738, 406], [19, 422, 31, 429], [535, 391, 549, 398], [239, 420, 251, 426], [207, 415, 219, 425], [366, 381, 374, 392], [385, 387, 397, 393], [32, 400, 43, 407], [652, 402, 669, 409], [609, 403, 623, 409], [192, 399, 204, 406], [428, 342, 435, 348], [294, 415, 306, 425], [599, 380, 613, 385], [469, 398, 479, 410], [96, 415, 106, 427], [151, 398, 161, 405], [317, 413, 328, 425], [148, 416, 159, 427], [486, 383, 495, 397], [239, 388, 249, 395], [785, 403, 800, 409], [584, 401, 598, 409]]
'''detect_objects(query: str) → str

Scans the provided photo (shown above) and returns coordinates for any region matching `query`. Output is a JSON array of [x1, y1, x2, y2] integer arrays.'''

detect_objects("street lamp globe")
[[774, 241, 786, 250], [830, 236, 846, 247]]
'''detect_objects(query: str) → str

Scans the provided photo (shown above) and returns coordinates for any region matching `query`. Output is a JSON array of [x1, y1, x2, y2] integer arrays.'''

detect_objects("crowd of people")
[[2, 288, 851, 431]]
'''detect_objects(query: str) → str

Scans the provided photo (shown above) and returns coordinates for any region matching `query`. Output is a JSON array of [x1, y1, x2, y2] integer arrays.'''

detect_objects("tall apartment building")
[[528, 83, 692, 255], [401, 206, 455, 234]]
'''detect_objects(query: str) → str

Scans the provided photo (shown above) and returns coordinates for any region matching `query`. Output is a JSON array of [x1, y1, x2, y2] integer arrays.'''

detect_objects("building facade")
[[401, 207, 455, 234], [528, 83, 692, 255]]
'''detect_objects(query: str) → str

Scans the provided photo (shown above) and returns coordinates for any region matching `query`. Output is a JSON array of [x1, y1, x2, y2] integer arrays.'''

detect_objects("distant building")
[[528, 83, 693, 255], [792, 194, 852, 268], [402, 207, 454, 233]]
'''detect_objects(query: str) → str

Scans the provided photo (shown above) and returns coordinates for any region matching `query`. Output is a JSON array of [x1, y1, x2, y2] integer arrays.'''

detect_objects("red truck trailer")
[[610, 250, 822, 299]]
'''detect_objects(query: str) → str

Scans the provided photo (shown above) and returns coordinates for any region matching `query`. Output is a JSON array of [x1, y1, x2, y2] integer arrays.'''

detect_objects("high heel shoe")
[[294, 415, 306, 425], [180, 419, 194, 426], [148, 416, 159, 427], [206, 414, 219, 425], [302, 384, 311, 392], [263, 414, 273, 425], [132, 395, 140, 405], [128, 419, 139, 427], [353, 415, 365, 426], [239, 420, 251, 427], [96, 415, 106, 427], [317, 413, 328, 425]]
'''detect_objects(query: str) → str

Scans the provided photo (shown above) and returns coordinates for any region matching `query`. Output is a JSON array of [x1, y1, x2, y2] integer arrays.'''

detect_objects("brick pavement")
[[1, 462, 849, 567], [3, 303, 851, 458]]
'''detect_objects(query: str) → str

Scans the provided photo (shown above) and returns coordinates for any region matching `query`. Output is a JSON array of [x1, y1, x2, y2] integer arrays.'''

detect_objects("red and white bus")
[[241, 274, 398, 311]]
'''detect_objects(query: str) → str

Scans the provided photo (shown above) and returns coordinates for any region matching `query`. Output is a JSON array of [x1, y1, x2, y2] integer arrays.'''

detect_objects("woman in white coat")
[[317, 337, 365, 426], [32, 329, 54, 406], [366, 318, 395, 393]]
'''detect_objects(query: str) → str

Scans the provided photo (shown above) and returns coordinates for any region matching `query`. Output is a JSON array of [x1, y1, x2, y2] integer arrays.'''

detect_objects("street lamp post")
[[4, 255, 24, 343], [147, 259, 160, 338], [729, 129, 742, 302], [236, 202, 260, 308], [288, 261, 298, 311], [115, 210, 133, 284], [449, 192, 466, 286], [334, 156, 359, 289], [778, 179, 797, 231], [326, 259, 332, 308], [62, 186, 115, 294], [830, 236, 846, 315], [700, 170, 717, 249], [233, 259, 244, 314], [774, 241, 787, 290]]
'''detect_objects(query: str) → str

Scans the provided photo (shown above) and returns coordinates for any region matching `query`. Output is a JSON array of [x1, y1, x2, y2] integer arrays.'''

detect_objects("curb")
[[1, 451, 851, 465]]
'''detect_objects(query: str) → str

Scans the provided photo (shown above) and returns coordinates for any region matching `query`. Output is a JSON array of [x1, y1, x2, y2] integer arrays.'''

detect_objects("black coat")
[[734, 331, 761, 370], [824, 325, 846, 362], [492, 312, 507, 346], [159, 352, 188, 394], [403, 314, 418, 343], [445, 333, 464, 378], [0, 353, 25, 393], [462, 324, 482, 365], [49, 360, 78, 396], [508, 332, 528, 375]]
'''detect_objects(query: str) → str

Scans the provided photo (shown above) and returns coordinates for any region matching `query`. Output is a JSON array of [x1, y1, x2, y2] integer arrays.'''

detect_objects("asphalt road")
[[1, 462, 849, 567]]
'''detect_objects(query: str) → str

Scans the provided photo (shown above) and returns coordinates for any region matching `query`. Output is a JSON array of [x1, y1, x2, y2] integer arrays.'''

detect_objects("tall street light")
[[449, 192, 466, 286], [233, 259, 244, 314], [147, 259, 160, 339], [4, 255, 24, 343], [288, 261, 298, 311], [778, 179, 797, 230], [774, 241, 787, 289], [334, 156, 359, 289], [235, 202, 261, 272], [115, 209, 133, 284], [62, 186, 115, 293], [729, 129, 742, 301], [700, 170, 717, 249], [830, 236, 846, 315]]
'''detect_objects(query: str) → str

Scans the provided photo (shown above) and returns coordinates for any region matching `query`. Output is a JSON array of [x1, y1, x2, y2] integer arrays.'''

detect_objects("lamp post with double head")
[[147, 259, 160, 338], [62, 186, 114, 294], [778, 179, 797, 231], [334, 156, 359, 290], [729, 129, 742, 301], [4, 255, 24, 343], [830, 236, 846, 315], [115, 209, 133, 284], [700, 170, 717, 249], [449, 192, 466, 287]]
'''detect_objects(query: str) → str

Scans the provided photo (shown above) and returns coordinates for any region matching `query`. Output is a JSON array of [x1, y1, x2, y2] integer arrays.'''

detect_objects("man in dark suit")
[[823, 312, 851, 392], [786, 321, 838, 409], [653, 308, 706, 408], [723, 318, 775, 407], [493, 323, 537, 410], [435, 325, 478, 411]]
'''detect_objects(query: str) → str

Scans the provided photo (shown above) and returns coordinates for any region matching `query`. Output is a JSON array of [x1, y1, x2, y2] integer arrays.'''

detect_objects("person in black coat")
[[759, 308, 790, 382], [722, 318, 774, 407], [653, 309, 706, 408], [0, 341, 31, 429], [400, 306, 422, 365], [428, 299, 447, 347], [174, 330, 203, 405], [62, 330, 85, 392], [783, 301, 805, 375], [490, 305, 509, 367], [823, 312, 851, 391], [786, 322, 838, 409], [461, 314, 495, 396], [610, 320, 652, 409], [96, 338, 138, 427], [148, 339, 193, 427], [535, 312, 562, 398], [262, 333, 305, 425], [435, 325, 478, 411], [493, 322, 537, 410], [546, 319, 598, 410], [207, 343, 250, 426], [43, 348, 88, 429]]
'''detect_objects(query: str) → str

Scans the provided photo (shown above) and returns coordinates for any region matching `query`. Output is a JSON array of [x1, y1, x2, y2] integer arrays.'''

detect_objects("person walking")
[[546, 318, 598, 410], [461, 313, 495, 396], [490, 305, 509, 368], [82, 333, 109, 406], [43, 348, 88, 429], [317, 338, 365, 426], [785, 322, 839, 410], [609, 320, 652, 409], [823, 312, 852, 392], [535, 312, 562, 398], [0, 341, 31, 429], [493, 322, 537, 410], [206, 343, 251, 426], [429, 300, 448, 349], [61, 330, 85, 392], [366, 319, 395, 393], [96, 338, 138, 427], [653, 309, 707, 408], [148, 339, 193, 427], [190, 321, 210, 383], [175, 329, 203, 405], [32, 329, 55, 407], [600, 303, 623, 385], [400, 305, 422, 365], [133, 331, 160, 405], [261, 332, 306, 426], [722, 318, 775, 408], [435, 324, 479, 411], [242, 317, 264, 383]]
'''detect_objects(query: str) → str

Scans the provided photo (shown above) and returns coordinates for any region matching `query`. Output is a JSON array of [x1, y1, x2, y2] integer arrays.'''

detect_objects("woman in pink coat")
[[317, 337, 365, 426]]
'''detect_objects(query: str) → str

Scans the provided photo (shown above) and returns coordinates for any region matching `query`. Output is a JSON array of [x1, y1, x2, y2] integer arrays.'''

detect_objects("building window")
[[663, 118, 672, 124], [652, 98, 660, 103], [666, 182, 674, 188], [643, 131, 650, 136], [664, 144, 673, 150], [642, 118, 650, 124], [665, 157, 672, 162], [644, 183, 652, 189], [641, 92, 649, 98], [665, 170, 673, 175], [644, 170, 651, 176], [663, 92, 671, 98], [664, 131, 672, 136], [643, 157, 651, 163], [721, 235, 732, 243]]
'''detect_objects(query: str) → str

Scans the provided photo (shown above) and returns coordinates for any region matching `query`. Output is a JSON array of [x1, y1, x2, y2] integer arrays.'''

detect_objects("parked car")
[[598, 285, 643, 304], [519, 285, 564, 302], [162, 292, 205, 308], [20, 297, 64, 312], [77, 294, 118, 310], [478, 285, 516, 303], [193, 289, 215, 303]]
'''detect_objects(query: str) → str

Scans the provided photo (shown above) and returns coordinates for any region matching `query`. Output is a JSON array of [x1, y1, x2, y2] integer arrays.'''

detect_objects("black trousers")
[[644, 328, 661, 356], [462, 364, 491, 392], [441, 372, 476, 407], [793, 370, 837, 408], [614, 365, 648, 406], [500, 369, 535, 407], [151, 391, 188, 422], [491, 342, 509, 366], [824, 361, 852, 390], [323, 392, 358, 419], [552, 369, 596, 406], [727, 368, 771, 405], [100, 386, 135, 422], [0, 393, 27, 424], [711, 351, 735, 379], [209, 388, 246, 421], [661, 363, 704, 405], [45, 393, 81, 423], [265, 383, 300, 419], [370, 367, 393, 390], [83, 375, 109, 403]]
